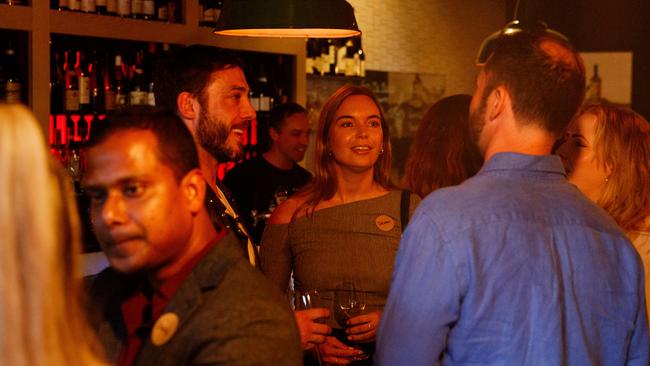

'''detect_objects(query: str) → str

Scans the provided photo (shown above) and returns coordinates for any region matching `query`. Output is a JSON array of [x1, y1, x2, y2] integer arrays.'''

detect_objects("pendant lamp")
[[214, 0, 361, 38], [475, 0, 569, 65]]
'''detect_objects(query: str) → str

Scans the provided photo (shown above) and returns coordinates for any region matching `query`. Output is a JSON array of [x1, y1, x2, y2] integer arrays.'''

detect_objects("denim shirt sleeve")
[[376, 209, 464, 366]]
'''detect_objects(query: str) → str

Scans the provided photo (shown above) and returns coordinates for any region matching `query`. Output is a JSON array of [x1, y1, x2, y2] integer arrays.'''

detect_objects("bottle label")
[[104, 90, 116, 110], [305, 58, 314, 75], [203, 9, 216, 22], [250, 96, 260, 111], [147, 92, 156, 106], [117, 0, 130, 15], [81, 0, 96, 12], [131, 0, 143, 14], [106, 0, 116, 12], [5, 82, 21, 104], [69, 0, 80, 10], [260, 95, 271, 112], [79, 76, 90, 104], [130, 91, 148, 105], [116, 92, 127, 106], [65, 89, 80, 111], [142, 0, 154, 15], [157, 5, 168, 20]]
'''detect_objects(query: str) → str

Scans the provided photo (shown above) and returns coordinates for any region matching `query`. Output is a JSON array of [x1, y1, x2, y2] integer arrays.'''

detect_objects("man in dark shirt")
[[83, 107, 302, 366], [224, 102, 312, 244]]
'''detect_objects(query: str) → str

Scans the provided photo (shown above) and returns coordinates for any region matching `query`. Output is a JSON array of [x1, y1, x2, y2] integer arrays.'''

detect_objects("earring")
[[379, 146, 385, 154], [605, 177, 609, 183], [328, 150, 333, 157]]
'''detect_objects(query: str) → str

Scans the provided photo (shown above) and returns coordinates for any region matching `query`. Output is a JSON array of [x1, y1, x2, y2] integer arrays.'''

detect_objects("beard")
[[469, 94, 488, 149], [196, 108, 243, 162]]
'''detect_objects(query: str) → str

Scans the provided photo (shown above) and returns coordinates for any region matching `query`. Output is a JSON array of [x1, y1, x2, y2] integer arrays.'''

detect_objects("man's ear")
[[268, 127, 280, 142], [177, 92, 198, 121], [181, 169, 206, 214], [486, 86, 508, 122]]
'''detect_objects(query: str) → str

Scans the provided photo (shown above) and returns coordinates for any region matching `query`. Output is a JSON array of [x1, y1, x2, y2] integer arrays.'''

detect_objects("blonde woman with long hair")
[[0, 104, 105, 365], [556, 102, 650, 324]]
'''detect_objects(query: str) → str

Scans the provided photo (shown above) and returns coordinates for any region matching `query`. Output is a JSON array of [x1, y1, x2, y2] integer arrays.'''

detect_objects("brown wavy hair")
[[298, 85, 393, 212], [402, 94, 483, 197], [583, 103, 650, 233]]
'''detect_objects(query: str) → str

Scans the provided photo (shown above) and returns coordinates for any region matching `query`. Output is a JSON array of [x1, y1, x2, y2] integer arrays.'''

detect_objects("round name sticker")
[[375, 215, 395, 232], [151, 312, 180, 346]]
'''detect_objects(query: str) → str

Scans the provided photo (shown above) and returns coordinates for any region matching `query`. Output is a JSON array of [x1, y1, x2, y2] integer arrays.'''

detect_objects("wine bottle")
[[131, 0, 143, 19], [88, 50, 104, 113], [129, 50, 148, 105], [142, 0, 155, 19], [157, 0, 169, 22], [96, 0, 107, 14], [4, 45, 22, 104], [51, 49, 65, 114], [69, 0, 80, 11], [117, 0, 130, 17], [114, 54, 127, 107], [106, 0, 117, 15], [103, 52, 116, 112], [144, 42, 157, 106], [587, 64, 602, 102], [77, 51, 91, 112], [64, 49, 80, 112], [80, 0, 96, 13]]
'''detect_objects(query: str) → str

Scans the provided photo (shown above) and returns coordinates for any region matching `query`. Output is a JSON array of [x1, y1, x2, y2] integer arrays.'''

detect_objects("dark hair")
[[402, 94, 483, 197], [298, 85, 393, 211], [259, 102, 308, 151], [88, 106, 199, 181], [482, 31, 586, 136], [153, 44, 245, 112], [269, 102, 307, 132]]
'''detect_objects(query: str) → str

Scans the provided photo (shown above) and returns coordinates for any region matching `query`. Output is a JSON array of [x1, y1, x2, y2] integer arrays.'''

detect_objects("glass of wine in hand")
[[334, 281, 369, 361], [295, 289, 324, 366]]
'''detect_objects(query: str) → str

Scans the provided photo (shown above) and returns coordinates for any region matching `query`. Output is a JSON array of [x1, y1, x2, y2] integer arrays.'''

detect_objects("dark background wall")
[[506, 0, 650, 120]]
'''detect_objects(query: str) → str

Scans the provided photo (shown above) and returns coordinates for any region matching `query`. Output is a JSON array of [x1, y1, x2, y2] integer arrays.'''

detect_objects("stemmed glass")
[[295, 289, 323, 366], [334, 281, 369, 361]]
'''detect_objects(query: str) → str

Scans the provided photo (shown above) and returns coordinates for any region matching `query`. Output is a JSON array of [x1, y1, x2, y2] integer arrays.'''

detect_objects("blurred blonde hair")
[[0, 104, 105, 366], [583, 103, 650, 233]]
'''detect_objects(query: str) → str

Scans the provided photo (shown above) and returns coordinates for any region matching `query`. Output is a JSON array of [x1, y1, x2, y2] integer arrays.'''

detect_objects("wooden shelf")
[[0, 2, 306, 129]]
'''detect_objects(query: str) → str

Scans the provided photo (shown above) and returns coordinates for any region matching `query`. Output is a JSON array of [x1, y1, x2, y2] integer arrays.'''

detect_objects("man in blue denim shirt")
[[376, 30, 649, 365]]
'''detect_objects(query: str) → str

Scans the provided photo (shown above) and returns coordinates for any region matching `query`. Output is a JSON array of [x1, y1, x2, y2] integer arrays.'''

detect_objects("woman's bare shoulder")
[[269, 194, 310, 225]]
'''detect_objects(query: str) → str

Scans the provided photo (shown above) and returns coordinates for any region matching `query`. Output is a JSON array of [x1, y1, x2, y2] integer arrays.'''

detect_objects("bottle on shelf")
[[80, 0, 97, 13], [64, 49, 80, 112], [106, 0, 117, 15], [88, 50, 104, 113], [129, 50, 148, 105], [586, 64, 602, 102], [50, 49, 66, 114], [117, 0, 131, 17], [102, 51, 116, 112], [77, 50, 91, 112], [113, 53, 128, 107], [69, 0, 81, 11], [142, 0, 155, 20], [157, 0, 169, 22], [256, 65, 273, 113], [144, 42, 157, 106], [131, 0, 143, 19], [96, 0, 107, 14], [3, 44, 22, 104]]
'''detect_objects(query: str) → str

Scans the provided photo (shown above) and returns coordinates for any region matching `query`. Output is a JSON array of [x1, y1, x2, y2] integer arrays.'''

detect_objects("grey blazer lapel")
[[133, 273, 204, 366]]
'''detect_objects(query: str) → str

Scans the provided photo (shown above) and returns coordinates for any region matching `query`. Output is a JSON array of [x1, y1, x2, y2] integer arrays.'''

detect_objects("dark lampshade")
[[214, 0, 361, 38], [476, 20, 569, 65]]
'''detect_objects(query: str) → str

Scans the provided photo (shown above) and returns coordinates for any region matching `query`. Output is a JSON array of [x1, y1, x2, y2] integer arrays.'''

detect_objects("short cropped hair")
[[153, 44, 245, 112], [88, 106, 199, 181], [482, 31, 586, 136], [269, 102, 307, 132]]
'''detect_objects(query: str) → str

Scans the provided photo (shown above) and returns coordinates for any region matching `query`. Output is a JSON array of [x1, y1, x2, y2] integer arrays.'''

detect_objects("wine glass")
[[295, 289, 323, 366], [334, 281, 369, 361]]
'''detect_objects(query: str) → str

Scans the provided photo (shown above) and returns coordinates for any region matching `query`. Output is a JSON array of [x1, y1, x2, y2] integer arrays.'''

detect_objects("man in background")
[[154, 45, 259, 266], [224, 102, 312, 244], [84, 107, 302, 366], [376, 29, 649, 365]]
